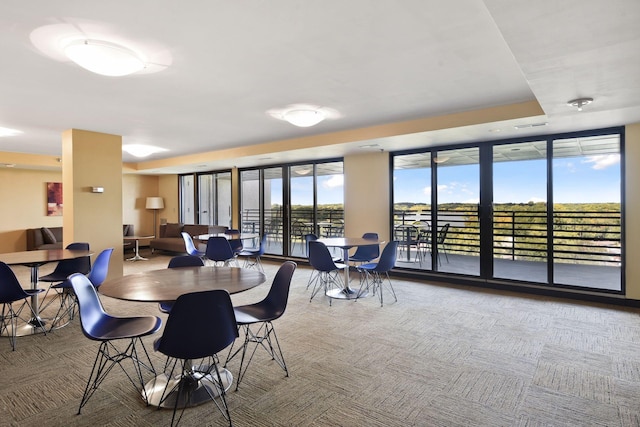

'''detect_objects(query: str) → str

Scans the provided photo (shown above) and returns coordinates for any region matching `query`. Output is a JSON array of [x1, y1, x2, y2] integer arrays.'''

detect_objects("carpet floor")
[[2, 252, 640, 426]]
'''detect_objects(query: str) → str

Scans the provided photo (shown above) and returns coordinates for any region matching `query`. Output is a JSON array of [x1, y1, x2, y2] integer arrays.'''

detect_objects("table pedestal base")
[[326, 287, 369, 300], [143, 364, 232, 408], [1, 317, 48, 337]]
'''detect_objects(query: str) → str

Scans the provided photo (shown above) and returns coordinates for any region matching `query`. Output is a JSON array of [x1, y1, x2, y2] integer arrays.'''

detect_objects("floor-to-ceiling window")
[[240, 159, 344, 257], [493, 141, 548, 283], [179, 170, 231, 226], [392, 127, 623, 293], [179, 174, 195, 224], [551, 134, 621, 291], [435, 147, 480, 275]]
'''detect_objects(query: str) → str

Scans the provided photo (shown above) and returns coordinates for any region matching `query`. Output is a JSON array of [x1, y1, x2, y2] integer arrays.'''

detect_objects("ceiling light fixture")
[[567, 97, 593, 112], [283, 109, 326, 127], [0, 127, 23, 137], [268, 104, 339, 127], [64, 39, 145, 76], [122, 144, 167, 158]]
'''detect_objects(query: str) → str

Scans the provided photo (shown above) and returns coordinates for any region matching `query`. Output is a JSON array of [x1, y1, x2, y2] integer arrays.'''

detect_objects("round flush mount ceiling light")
[[283, 109, 326, 127], [267, 104, 340, 128], [122, 144, 168, 158], [30, 21, 172, 76], [64, 39, 145, 77], [567, 97, 594, 112]]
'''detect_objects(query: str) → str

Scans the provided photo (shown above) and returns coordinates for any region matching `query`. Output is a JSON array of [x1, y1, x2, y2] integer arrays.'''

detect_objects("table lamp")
[[145, 197, 164, 236]]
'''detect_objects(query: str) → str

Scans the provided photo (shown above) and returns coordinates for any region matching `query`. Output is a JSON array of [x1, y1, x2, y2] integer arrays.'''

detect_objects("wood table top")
[[0, 249, 93, 266], [99, 266, 266, 302], [316, 237, 383, 249]]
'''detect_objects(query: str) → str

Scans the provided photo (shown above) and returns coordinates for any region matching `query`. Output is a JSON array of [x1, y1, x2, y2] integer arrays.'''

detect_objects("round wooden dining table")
[[99, 265, 266, 302], [99, 265, 266, 409]]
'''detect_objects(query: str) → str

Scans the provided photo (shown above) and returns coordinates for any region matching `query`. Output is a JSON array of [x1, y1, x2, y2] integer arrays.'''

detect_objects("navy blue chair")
[[225, 228, 243, 258], [237, 233, 267, 273], [40, 242, 91, 282], [225, 261, 297, 390], [69, 273, 161, 414], [48, 248, 113, 330], [307, 241, 347, 306], [357, 241, 399, 306], [158, 256, 206, 314], [348, 232, 380, 264], [154, 290, 238, 426], [205, 236, 237, 266], [181, 232, 205, 259], [0, 262, 46, 350], [39, 242, 91, 314]]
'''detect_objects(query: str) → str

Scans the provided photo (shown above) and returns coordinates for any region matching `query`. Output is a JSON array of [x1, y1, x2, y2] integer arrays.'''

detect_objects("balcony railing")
[[394, 208, 621, 266]]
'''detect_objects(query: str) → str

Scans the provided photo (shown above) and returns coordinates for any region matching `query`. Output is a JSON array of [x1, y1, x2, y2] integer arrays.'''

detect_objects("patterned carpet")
[[2, 251, 640, 426]]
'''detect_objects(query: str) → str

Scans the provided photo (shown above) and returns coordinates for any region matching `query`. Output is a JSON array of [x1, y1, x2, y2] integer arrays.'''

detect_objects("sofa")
[[150, 223, 227, 254], [26, 226, 63, 250], [27, 224, 134, 251]]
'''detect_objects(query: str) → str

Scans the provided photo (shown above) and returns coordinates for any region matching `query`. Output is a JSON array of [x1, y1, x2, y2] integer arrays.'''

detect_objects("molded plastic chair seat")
[[48, 248, 114, 330], [181, 232, 205, 258], [40, 242, 91, 282], [357, 241, 399, 306], [237, 233, 267, 273], [348, 232, 380, 264], [205, 236, 238, 267], [0, 262, 46, 350], [154, 290, 238, 426], [225, 229, 243, 257], [39, 242, 91, 318], [158, 256, 205, 314], [307, 241, 347, 306], [69, 273, 161, 414], [225, 261, 297, 390]]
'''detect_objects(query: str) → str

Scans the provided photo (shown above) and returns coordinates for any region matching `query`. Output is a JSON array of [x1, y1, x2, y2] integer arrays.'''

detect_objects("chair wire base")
[[308, 270, 343, 306], [358, 270, 398, 307], [78, 337, 157, 414], [0, 298, 47, 350], [225, 321, 288, 391], [151, 355, 232, 427]]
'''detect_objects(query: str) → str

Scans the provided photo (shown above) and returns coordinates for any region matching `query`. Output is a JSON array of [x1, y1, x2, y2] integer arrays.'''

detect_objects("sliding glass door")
[[493, 141, 548, 283], [240, 160, 343, 258], [552, 135, 621, 291], [391, 127, 623, 293], [435, 147, 480, 275]]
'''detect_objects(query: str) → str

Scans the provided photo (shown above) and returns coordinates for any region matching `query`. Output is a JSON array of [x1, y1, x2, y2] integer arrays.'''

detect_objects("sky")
[[270, 174, 344, 206], [267, 153, 621, 207], [393, 154, 621, 205]]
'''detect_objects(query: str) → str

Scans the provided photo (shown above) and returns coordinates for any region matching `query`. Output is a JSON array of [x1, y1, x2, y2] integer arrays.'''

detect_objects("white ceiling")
[[0, 0, 639, 174]]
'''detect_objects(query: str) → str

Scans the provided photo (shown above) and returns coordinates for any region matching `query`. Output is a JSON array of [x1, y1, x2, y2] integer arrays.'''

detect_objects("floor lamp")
[[145, 197, 164, 236]]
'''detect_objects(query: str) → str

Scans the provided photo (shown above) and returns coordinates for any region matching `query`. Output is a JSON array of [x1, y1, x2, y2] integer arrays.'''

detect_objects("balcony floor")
[[283, 238, 621, 293]]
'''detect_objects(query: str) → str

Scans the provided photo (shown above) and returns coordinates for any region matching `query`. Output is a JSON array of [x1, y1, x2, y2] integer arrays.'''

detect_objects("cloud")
[[583, 154, 620, 170], [322, 174, 344, 189]]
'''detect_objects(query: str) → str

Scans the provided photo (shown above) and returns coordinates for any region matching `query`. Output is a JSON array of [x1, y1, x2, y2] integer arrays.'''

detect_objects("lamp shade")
[[145, 197, 164, 209]]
